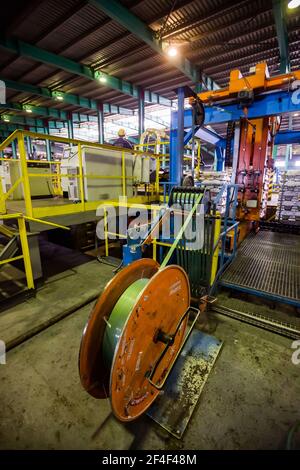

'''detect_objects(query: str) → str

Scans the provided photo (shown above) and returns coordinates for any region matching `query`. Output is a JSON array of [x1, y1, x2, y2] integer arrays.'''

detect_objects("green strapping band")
[[102, 278, 148, 368]]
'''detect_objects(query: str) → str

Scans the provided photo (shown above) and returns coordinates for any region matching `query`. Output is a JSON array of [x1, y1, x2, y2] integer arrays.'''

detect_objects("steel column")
[[43, 119, 52, 160], [170, 87, 185, 186], [25, 136, 32, 157], [97, 102, 105, 144], [272, 0, 290, 73], [138, 87, 145, 137], [285, 114, 293, 170], [67, 112, 74, 140], [215, 146, 224, 171]]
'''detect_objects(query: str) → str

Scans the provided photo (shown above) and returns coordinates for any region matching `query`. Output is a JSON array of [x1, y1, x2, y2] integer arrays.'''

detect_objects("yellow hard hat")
[[118, 128, 126, 137]]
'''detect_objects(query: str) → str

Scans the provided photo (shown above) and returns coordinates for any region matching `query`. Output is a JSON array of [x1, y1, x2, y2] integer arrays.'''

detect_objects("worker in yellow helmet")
[[113, 128, 133, 149]]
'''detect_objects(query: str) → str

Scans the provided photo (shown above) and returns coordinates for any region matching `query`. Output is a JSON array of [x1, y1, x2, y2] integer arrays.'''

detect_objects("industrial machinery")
[[79, 258, 202, 421], [5, 160, 54, 199], [171, 63, 300, 239], [61, 145, 134, 201], [166, 62, 300, 325], [134, 129, 163, 184], [78, 183, 226, 422]]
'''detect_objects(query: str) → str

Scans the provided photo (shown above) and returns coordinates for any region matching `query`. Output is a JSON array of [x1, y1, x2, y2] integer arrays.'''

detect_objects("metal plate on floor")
[[147, 329, 222, 439]]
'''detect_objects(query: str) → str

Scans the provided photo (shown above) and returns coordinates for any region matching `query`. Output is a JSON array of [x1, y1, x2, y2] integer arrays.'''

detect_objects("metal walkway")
[[220, 231, 300, 306]]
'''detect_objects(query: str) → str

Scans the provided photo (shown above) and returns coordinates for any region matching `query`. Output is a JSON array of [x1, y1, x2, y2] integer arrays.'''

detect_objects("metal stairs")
[[0, 223, 20, 264]]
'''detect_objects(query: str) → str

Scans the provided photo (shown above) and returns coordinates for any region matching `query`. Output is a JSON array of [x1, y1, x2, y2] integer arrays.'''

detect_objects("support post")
[[285, 114, 292, 170], [138, 87, 145, 137], [272, 0, 290, 73], [25, 136, 32, 157], [18, 131, 33, 217], [67, 112, 74, 140], [97, 102, 105, 144], [121, 150, 126, 196], [215, 146, 224, 171], [11, 140, 17, 159], [170, 87, 185, 186], [43, 119, 52, 161], [77, 143, 85, 211], [18, 216, 34, 289]]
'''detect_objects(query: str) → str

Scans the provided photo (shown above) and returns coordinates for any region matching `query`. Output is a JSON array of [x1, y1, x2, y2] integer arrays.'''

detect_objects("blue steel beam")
[[169, 89, 300, 182], [194, 127, 226, 148], [272, 0, 290, 73], [89, 0, 200, 84], [0, 37, 171, 106], [275, 131, 300, 145], [171, 90, 300, 128]]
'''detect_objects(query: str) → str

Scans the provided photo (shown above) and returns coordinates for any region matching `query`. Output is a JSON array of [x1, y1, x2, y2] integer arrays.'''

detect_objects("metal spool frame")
[[79, 258, 191, 421]]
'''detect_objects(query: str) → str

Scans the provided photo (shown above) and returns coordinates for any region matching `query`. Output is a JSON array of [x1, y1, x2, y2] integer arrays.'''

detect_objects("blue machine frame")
[[168, 86, 300, 306], [170, 87, 300, 185]]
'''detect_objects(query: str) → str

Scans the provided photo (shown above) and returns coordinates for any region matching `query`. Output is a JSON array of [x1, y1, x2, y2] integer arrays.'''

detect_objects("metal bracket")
[[146, 306, 200, 390]]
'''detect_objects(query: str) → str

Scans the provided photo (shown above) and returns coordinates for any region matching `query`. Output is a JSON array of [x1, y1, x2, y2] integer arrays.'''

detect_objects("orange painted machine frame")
[[235, 116, 275, 222], [190, 62, 297, 240], [198, 62, 300, 103]]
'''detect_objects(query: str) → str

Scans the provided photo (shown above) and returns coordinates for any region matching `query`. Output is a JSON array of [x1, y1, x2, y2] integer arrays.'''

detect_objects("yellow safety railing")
[[100, 201, 161, 259], [0, 213, 34, 289], [0, 212, 70, 289], [0, 130, 164, 219], [100, 201, 220, 287]]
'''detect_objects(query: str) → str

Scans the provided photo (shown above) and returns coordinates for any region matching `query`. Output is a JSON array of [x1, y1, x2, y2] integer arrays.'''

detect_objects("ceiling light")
[[288, 0, 300, 8], [53, 91, 64, 101], [167, 46, 178, 57], [293, 113, 299, 117], [23, 105, 33, 113], [96, 71, 108, 83]]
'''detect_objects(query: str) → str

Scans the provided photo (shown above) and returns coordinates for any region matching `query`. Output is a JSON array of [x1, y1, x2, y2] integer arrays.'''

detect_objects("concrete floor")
[[0, 262, 300, 450], [0, 259, 114, 349]]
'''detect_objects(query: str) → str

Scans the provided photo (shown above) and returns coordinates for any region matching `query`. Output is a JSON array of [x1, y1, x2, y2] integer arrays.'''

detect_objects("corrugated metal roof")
[[0, 0, 299, 128]]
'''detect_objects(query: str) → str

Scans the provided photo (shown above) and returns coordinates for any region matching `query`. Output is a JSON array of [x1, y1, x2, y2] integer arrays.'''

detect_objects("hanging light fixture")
[[288, 0, 300, 8], [166, 45, 178, 57], [96, 71, 108, 83], [52, 91, 64, 101], [23, 105, 33, 113]]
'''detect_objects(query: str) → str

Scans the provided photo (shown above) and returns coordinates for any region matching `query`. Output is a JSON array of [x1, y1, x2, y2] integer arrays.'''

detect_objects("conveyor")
[[220, 230, 300, 307]]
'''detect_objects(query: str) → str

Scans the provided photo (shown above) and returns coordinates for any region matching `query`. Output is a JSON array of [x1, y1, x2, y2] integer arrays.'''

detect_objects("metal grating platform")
[[220, 231, 300, 306]]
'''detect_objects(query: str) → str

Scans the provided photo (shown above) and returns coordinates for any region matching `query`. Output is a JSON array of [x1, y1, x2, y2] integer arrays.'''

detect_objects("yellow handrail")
[[0, 130, 165, 218], [0, 212, 70, 290]]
